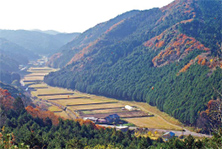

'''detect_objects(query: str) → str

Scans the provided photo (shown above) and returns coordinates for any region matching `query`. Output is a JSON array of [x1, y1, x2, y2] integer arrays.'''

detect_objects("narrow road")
[[98, 124, 212, 138]]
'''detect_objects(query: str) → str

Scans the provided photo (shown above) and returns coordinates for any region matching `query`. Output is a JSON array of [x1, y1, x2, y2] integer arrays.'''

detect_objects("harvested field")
[[81, 108, 124, 114], [38, 93, 74, 96], [30, 86, 75, 99], [29, 67, 53, 70], [29, 83, 48, 88], [24, 66, 185, 130], [29, 68, 53, 71], [66, 101, 118, 106], [124, 117, 182, 130], [68, 103, 125, 111], [25, 75, 46, 77], [48, 97, 90, 100], [121, 101, 183, 128], [81, 110, 150, 119], [28, 73, 49, 76], [23, 80, 42, 82], [24, 82, 37, 86], [49, 99, 106, 107], [32, 87, 48, 89], [48, 105, 62, 112], [78, 107, 123, 112], [23, 77, 44, 81]]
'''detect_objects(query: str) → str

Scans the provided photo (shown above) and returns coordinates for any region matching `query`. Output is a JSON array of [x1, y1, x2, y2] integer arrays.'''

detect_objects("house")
[[105, 114, 120, 124], [162, 132, 175, 141]]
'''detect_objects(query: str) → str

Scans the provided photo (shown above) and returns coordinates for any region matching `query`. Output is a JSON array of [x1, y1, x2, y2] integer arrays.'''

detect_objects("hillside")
[[0, 38, 38, 84], [46, 10, 140, 68], [0, 38, 38, 64], [0, 82, 32, 107], [0, 88, 221, 148], [44, 0, 222, 126], [0, 30, 80, 55]]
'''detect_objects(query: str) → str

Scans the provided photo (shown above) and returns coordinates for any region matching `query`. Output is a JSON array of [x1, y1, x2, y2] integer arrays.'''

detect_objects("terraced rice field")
[[82, 110, 150, 119], [24, 67, 184, 130], [80, 107, 124, 114], [68, 103, 125, 111]]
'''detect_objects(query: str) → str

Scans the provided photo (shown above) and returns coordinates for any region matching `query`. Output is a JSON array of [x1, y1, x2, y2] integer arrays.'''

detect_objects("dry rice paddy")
[[23, 67, 184, 130]]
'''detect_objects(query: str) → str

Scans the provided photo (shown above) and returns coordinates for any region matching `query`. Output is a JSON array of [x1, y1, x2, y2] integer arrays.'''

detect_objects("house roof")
[[105, 114, 120, 120], [163, 132, 175, 137]]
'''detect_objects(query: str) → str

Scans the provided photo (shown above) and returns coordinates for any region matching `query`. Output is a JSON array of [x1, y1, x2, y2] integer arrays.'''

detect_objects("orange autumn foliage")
[[75, 119, 105, 130], [201, 59, 206, 65], [67, 39, 100, 66], [25, 106, 60, 125], [0, 88, 15, 110], [46, 53, 63, 67], [155, 40, 165, 48], [197, 56, 203, 64], [145, 28, 210, 67], [105, 20, 125, 34], [157, 0, 195, 25], [179, 60, 193, 73]]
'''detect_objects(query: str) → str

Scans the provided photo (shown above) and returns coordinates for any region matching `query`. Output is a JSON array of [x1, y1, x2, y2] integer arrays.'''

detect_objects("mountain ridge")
[[44, 0, 222, 126], [0, 29, 80, 55]]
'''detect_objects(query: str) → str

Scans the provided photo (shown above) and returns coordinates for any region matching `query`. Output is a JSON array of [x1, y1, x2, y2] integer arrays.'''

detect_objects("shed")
[[125, 105, 134, 111], [83, 117, 98, 123]]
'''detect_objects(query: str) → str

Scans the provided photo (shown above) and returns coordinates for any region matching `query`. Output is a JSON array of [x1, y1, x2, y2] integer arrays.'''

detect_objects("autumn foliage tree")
[[25, 106, 60, 125], [0, 88, 15, 110], [197, 96, 222, 134]]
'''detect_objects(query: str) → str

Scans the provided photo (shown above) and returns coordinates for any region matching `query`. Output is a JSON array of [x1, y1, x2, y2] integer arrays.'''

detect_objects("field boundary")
[[78, 107, 123, 111], [67, 102, 118, 106], [38, 93, 74, 96], [48, 97, 90, 100]]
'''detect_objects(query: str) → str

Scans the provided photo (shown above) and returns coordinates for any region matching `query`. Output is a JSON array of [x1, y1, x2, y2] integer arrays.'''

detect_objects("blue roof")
[[163, 132, 175, 136]]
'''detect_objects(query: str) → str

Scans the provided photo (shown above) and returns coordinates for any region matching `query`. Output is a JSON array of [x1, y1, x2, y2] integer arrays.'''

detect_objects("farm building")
[[162, 132, 175, 141], [98, 118, 107, 124], [115, 125, 129, 132], [83, 117, 98, 123], [125, 105, 134, 111], [105, 114, 120, 124]]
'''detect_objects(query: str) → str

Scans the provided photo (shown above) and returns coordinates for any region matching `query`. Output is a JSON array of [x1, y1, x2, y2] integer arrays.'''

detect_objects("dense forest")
[[44, 0, 222, 127], [0, 88, 221, 149]]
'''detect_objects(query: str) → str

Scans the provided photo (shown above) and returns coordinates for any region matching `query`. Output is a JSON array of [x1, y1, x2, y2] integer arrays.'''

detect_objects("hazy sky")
[[0, 0, 174, 33]]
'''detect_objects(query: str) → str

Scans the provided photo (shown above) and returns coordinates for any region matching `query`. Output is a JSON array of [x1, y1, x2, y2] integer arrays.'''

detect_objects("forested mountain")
[[0, 38, 38, 84], [32, 29, 61, 35], [45, 0, 222, 126], [47, 10, 140, 67], [0, 30, 80, 55], [0, 38, 38, 64]]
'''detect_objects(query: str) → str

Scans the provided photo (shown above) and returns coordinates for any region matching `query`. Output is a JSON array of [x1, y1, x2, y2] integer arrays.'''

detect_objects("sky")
[[0, 0, 174, 33]]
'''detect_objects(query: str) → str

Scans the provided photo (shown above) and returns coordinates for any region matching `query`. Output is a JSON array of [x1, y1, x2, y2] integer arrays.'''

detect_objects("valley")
[[21, 61, 211, 138], [22, 66, 182, 129]]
